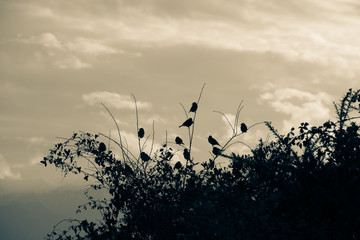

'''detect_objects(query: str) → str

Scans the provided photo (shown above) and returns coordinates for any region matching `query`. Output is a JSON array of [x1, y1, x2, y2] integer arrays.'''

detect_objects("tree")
[[42, 88, 360, 240]]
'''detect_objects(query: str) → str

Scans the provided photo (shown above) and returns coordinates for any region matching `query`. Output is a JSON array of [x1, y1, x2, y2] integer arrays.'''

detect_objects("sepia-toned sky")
[[1, 0, 360, 191]]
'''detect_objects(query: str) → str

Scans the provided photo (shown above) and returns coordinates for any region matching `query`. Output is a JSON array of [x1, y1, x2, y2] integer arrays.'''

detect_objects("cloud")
[[15, 136, 46, 146], [9, 0, 360, 74], [24, 33, 119, 55], [143, 114, 167, 125], [18, 33, 119, 69], [55, 56, 91, 69], [29, 154, 44, 166], [260, 88, 332, 131], [65, 38, 120, 55], [28, 32, 64, 50], [220, 113, 237, 138], [0, 154, 21, 180], [83, 91, 151, 110], [113, 130, 140, 153]]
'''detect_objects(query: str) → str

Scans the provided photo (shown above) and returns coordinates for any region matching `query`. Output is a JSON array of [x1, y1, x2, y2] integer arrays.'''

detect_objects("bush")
[[42, 88, 360, 240]]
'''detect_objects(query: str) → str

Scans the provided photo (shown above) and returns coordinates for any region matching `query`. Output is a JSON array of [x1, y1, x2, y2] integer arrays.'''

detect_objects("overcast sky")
[[1, 0, 359, 190]]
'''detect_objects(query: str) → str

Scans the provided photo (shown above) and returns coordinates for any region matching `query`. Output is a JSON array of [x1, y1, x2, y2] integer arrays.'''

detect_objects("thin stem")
[[189, 83, 206, 153], [131, 94, 142, 158], [101, 103, 126, 163], [213, 110, 234, 133], [213, 121, 267, 161]]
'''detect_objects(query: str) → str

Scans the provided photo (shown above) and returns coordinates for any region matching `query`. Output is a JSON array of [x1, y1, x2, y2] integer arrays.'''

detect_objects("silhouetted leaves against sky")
[[40, 158, 47, 167], [179, 118, 193, 128]]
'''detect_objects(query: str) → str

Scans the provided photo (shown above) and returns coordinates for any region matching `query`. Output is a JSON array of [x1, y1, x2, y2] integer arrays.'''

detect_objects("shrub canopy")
[[42, 88, 360, 240]]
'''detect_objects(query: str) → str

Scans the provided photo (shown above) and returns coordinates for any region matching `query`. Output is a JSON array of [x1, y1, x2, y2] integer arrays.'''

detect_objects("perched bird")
[[179, 118, 193, 128], [175, 136, 184, 145], [174, 161, 182, 169], [140, 152, 151, 161], [183, 149, 191, 160], [212, 147, 222, 156], [241, 123, 248, 133], [124, 164, 134, 175], [189, 102, 198, 113], [98, 142, 106, 152], [138, 128, 145, 138], [208, 135, 220, 146]]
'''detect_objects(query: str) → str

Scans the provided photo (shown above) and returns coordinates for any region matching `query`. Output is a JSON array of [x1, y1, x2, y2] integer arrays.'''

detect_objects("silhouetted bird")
[[183, 149, 190, 160], [138, 128, 145, 138], [124, 164, 134, 175], [175, 136, 184, 145], [189, 102, 198, 113], [98, 142, 106, 152], [179, 118, 193, 128], [208, 135, 220, 146], [174, 161, 182, 169], [212, 147, 221, 156], [241, 123, 248, 133], [140, 152, 151, 161]]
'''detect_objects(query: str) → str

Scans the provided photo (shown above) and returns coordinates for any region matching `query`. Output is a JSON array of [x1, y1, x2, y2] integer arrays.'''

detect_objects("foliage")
[[42, 88, 360, 240]]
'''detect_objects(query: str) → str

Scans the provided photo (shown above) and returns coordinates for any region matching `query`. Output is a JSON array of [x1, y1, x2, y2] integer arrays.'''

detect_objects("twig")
[[101, 103, 126, 163]]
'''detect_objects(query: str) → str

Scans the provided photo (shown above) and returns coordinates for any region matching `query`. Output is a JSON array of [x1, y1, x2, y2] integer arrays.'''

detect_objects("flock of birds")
[[135, 101, 248, 163]]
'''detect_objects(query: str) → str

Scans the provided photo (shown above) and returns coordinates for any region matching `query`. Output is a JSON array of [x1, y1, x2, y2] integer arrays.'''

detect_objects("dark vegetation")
[[42, 87, 360, 239]]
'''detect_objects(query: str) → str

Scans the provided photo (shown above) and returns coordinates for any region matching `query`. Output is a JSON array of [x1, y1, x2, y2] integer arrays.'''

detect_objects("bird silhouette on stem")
[[140, 152, 151, 161], [208, 135, 220, 146], [183, 149, 191, 160], [175, 136, 184, 145], [138, 128, 144, 138], [212, 147, 222, 156], [179, 118, 193, 128], [241, 123, 248, 133], [189, 102, 198, 113], [98, 142, 106, 152]]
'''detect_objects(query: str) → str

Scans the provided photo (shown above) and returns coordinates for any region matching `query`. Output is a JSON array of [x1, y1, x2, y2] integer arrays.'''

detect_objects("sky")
[[1, 0, 360, 238], [1, 0, 360, 193]]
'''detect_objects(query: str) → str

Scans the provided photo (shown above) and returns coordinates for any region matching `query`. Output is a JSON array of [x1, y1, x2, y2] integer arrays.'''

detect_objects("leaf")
[[40, 159, 47, 167]]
